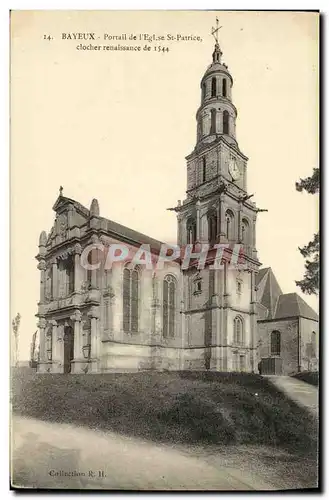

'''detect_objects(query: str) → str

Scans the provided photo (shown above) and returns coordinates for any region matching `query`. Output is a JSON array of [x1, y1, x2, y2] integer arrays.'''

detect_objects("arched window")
[[222, 78, 227, 97], [271, 330, 281, 356], [208, 211, 217, 245], [163, 275, 177, 338], [202, 82, 206, 101], [202, 156, 206, 183], [234, 316, 244, 344], [210, 109, 216, 134], [211, 77, 217, 97], [241, 218, 249, 244], [123, 265, 140, 333], [223, 110, 230, 135], [225, 210, 234, 240], [187, 218, 197, 244]]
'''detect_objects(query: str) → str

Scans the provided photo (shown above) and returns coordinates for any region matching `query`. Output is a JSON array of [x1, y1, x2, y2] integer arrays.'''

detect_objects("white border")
[[3, 3, 326, 499]]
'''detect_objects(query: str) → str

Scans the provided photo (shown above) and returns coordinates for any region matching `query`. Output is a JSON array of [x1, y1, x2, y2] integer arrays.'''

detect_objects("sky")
[[10, 10, 319, 360]]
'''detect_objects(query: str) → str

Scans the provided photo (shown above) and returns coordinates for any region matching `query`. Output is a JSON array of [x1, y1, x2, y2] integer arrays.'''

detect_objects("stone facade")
[[36, 42, 318, 375]]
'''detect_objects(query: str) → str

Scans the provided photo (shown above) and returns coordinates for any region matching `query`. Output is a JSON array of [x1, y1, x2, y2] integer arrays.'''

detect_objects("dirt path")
[[11, 416, 317, 491], [267, 376, 318, 416]]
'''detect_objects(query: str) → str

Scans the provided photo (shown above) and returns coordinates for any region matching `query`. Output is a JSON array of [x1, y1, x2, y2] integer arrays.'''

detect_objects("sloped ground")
[[292, 371, 319, 387], [267, 376, 318, 417], [11, 369, 317, 455]]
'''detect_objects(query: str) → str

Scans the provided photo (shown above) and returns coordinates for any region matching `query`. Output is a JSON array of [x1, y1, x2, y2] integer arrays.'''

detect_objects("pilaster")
[[36, 317, 47, 368], [74, 243, 82, 293], [88, 306, 100, 372], [51, 258, 58, 299], [37, 260, 46, 304]]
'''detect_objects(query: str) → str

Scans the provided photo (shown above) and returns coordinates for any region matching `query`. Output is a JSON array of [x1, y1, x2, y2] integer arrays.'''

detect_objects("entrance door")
[[63, 326, 74, 374]]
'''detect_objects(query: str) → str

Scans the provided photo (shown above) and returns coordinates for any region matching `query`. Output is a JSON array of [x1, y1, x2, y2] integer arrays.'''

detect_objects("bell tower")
[[170, 22, 263, 373], [175, 24, 261, 264]]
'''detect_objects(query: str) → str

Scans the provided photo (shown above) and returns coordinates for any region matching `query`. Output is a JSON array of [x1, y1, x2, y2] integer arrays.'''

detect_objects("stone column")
[[88, 306, 100, 372], [37, 317, 47, 367], [177, 214, 183, 246], [74, 243, 82, 293], [49, 320, 58, 371], [249, 270, 257, 373], [37, 260, 46, 303], [216, 203, 220, 239], [196, 200, 201, 242], [89, 235, 100, 289], [238, 204, 242, 242], [252, 216, 258, 261], [179, 299, 186, 370], [150, 272, 162, 370], [219, 196, 227, 241], [71, 310, 83, 359]]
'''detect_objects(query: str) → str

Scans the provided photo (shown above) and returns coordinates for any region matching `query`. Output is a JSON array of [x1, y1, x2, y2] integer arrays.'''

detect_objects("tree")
[[12, 312, 21, 366], [295, 168, 319, 295]]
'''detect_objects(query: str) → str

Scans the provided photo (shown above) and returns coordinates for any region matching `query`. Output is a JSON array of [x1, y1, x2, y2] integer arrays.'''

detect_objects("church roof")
[[99, 216, 164, 251], [52, 193, 164, 251], [275, 293, 319, 321], [256, 267, 283, 319], [256, 267, 318, 322]]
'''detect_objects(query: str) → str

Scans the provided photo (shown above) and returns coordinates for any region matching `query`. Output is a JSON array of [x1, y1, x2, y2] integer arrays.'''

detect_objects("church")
[[36, 37, 318, 375]]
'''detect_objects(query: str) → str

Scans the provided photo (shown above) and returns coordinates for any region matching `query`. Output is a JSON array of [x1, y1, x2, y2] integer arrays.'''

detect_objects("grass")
[[292, 371, 319, 387], [11, 368, 317, 455]]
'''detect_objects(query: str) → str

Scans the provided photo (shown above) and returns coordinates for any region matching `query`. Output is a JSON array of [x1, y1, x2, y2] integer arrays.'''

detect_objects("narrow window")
[[202, 157, 206, 183], [87, 250, 94, 288], [234, 316, 244, 344], [241, 218, 249, 243], [210, 109, 216, 134], [187, 219, 197, 244], [123, 268, 131, 333], [211, 77, 217, 97], [271, 330, 281, 356], [131, 268, 139, 332], [208, 212, 217, 245], [123, 266, 140, 333], [223, 110, 229, 135], [163, 275, 176, 338], [222, 78, 227, 97], [225, 210, 234, 240], [65, 256, 74, 295]]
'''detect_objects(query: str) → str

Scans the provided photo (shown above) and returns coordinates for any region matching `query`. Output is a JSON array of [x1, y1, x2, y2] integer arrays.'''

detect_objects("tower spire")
[[211, 17, 223, 63]]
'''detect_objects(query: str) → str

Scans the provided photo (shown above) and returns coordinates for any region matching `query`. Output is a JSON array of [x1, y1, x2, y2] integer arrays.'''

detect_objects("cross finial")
[[59, 185, 63, 196], [211, 16, 222, 45]]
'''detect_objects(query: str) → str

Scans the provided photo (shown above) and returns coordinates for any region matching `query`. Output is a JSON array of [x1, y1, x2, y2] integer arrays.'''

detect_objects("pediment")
[[46, 195, 90, 247]]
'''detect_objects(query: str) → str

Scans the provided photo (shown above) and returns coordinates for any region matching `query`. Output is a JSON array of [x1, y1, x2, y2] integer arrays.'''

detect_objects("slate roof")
[[256, 267, 318, 322], [99, 216, 164, 251], [256, 267, 283, 319], [275, 293, 319, 321]]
